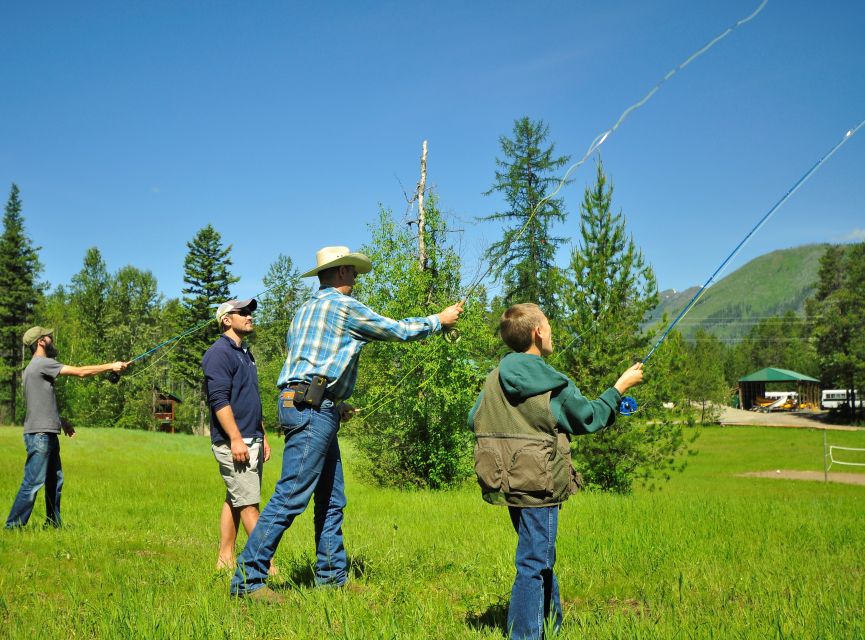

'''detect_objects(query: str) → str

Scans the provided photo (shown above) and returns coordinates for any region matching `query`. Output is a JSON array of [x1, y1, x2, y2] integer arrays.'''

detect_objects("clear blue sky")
[[2, 0, 863, 300]]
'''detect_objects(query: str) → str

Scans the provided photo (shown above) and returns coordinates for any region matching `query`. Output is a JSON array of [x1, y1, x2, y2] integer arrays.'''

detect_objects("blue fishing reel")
[[619, 396, 638, 416]]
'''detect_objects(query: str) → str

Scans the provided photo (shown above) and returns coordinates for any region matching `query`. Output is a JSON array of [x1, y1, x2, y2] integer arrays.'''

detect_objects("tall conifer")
[[0, 184, 43, 423], [176, 225, 238, 432], [482, 117, 570, 317]]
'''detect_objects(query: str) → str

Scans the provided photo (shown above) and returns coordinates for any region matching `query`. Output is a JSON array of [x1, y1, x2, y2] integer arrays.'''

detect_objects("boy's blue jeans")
[[5, 433, 64, 528], [507, 505, 562, 640], [231, 399, 346, 595]]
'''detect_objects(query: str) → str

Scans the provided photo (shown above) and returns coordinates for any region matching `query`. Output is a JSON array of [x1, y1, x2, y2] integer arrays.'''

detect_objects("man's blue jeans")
[[507, 505, 562, 640], [5, 433, 64, 528], [231, 399, 346, 595]]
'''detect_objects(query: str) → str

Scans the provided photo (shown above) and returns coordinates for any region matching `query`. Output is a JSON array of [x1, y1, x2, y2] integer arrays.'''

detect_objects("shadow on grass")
[[465, 600, 509, 637], [271, 553, 369, 590]]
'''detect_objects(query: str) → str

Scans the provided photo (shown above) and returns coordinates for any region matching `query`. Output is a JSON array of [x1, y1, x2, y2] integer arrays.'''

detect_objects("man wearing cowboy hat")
[[5, 327, 128, 529], [202, 298, 274, 572], [231, 246, 463, 600]]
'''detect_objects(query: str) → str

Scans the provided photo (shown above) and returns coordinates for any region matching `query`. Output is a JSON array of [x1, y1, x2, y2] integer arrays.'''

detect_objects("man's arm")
[[59, 361, 128, 378], [203, 348, 250, 464], [215, 406, 250, 464], [346, 299, 462, 343]]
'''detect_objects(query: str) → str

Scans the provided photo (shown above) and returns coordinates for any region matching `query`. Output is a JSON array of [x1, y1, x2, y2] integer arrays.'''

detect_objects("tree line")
[[2, 117, 863, 493]]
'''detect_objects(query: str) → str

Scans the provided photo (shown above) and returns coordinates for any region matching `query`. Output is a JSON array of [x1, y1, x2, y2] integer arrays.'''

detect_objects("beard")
[[44, 343, 59, 359]]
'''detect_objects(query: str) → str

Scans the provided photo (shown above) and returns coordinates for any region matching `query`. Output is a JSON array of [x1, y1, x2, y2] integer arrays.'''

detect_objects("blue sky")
[[2, 0, 863, 300]]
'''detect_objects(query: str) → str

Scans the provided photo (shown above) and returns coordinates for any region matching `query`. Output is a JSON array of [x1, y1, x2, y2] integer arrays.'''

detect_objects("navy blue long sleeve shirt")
[[202, 334, 263, 444]]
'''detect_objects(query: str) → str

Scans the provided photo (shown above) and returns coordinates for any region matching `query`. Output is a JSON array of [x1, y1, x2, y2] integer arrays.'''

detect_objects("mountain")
[[644, 244, 831, 341]]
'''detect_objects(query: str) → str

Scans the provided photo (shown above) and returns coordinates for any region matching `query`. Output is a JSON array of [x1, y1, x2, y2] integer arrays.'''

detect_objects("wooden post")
[[823, 429, 829, 483], [417, 140, 428, 270]]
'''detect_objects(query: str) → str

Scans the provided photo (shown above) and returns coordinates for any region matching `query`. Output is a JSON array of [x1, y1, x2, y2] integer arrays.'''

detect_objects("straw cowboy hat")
[[301, 246, 373, 278]]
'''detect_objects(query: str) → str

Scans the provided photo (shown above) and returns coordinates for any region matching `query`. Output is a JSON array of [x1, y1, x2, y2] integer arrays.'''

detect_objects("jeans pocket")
[[277, 399, 311, 435]]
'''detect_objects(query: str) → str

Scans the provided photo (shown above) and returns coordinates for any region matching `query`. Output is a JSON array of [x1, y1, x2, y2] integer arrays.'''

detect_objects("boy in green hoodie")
[[468, 303, 643, 640]]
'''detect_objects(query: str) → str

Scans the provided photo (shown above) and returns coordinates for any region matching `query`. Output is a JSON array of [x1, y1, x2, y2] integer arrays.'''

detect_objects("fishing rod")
[[106, 281, 292, 383], [618, 119, 865, 415]]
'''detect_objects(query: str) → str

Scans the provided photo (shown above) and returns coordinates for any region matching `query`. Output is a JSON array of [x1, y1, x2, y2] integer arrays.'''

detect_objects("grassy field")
[[1, 424, 864, 639]]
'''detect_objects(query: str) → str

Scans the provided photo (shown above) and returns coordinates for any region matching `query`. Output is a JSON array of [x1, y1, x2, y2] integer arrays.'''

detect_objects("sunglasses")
[[229, 308, 254, 317]]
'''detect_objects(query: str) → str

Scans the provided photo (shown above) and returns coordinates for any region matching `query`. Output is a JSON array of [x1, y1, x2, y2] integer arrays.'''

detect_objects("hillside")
[[645, 244, 831, 341]]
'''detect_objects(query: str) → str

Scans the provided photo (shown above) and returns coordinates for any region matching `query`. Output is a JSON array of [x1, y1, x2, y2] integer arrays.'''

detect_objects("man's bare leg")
[[216, 499, 240, 570]]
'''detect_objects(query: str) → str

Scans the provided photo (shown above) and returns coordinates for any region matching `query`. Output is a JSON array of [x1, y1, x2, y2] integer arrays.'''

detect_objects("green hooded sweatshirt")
[[468, 352, 622, 507]]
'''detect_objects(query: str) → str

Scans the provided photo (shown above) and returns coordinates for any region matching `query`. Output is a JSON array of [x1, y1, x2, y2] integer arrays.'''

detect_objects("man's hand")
[[110, 361, 130, 372], [61, 419, 76, 438], [437, 301, 465, 328], [263, 435, 271, 462], [230, 437, 250, 464], [614, 362, 644, 395], [338, 403, 358, 422]]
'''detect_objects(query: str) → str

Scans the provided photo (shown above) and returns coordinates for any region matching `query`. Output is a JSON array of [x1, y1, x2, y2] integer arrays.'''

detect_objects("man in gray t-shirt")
[[5, 326, 128, 528]]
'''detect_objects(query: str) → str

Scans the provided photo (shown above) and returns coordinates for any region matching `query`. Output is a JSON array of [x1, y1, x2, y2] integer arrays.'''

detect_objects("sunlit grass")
[[1, 424, 863, 639]]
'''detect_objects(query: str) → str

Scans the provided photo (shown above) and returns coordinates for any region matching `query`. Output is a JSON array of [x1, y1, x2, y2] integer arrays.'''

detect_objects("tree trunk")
[[417, 140, 428, 270]]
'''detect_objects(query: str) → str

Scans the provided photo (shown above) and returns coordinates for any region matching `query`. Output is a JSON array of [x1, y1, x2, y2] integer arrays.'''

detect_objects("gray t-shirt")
[[23, 356, 65, 434]]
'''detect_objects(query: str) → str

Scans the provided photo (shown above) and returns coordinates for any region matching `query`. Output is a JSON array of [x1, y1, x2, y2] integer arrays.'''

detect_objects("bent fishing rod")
[[617, 119, 865, 415]]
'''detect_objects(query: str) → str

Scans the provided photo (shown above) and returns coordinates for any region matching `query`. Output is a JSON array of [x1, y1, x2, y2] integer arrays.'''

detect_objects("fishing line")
[[459, 0, 769, 304], [642, 119, 864, 366], [108, 280, 290, 383]]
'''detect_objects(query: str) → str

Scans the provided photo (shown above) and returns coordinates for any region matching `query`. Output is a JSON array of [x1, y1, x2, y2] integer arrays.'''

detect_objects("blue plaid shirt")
[[277, 287, 441, 401]]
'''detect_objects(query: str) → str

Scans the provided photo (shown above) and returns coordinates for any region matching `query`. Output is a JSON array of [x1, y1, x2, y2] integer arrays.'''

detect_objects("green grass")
[[1, 425, 864, 639]]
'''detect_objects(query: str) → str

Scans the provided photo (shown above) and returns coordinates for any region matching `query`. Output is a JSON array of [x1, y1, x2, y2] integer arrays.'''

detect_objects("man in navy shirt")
[[202, 298, 272, 571]]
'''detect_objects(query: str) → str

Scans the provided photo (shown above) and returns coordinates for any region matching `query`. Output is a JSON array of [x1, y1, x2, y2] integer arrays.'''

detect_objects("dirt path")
[[718, 407, 860, 431], [739, 470, 865, 485]]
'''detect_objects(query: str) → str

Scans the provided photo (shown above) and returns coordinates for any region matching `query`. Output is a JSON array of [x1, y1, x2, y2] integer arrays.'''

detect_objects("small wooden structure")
[[738, 368, 820, 411], [153, 388, 182, 433]]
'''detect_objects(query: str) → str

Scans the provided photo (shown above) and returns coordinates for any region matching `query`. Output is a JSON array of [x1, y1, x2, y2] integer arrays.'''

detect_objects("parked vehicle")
[[821, 389, 864, 409]]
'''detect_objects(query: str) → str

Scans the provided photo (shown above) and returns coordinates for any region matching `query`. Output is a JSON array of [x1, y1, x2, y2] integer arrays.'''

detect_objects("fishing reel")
[[619, 396, 638, 416], [106, 371, 121, 384], [443, 328, 461, 344]]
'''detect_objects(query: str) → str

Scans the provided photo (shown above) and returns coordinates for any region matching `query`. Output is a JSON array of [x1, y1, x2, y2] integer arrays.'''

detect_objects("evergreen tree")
[[255, 254, 308, 430], [0, 184, 43, 423], [482, 117, 570, 317], [559, 160, 695, 493], [559, 159, 657, 392], [808, 242, 865, 418], [175, 225, 238, 433]]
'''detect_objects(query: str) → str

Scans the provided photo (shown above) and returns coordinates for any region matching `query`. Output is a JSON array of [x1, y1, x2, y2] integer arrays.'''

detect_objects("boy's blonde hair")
[[499, 303, 546, 352]]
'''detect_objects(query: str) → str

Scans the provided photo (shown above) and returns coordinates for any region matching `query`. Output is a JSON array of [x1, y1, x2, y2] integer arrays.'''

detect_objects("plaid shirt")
[[277, 287, 441, 401]]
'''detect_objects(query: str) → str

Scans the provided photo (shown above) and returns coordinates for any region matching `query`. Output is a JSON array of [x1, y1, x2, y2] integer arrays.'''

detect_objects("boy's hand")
[[614, 362, 644, 395]]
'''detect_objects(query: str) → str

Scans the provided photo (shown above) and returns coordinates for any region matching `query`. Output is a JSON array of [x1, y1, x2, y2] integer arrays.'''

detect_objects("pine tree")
[[175, 225, 238, 433], [482, 117, 570, 317], [255, 254, 308, 429], [559, 159, 657, 392], [0, 184, 43, 423], [808, 242, 865, 418], [558, 160, 696, 493]]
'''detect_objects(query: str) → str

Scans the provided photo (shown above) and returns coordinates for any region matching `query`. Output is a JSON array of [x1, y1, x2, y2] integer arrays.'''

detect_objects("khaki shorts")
[[212, 441, 263, 508]]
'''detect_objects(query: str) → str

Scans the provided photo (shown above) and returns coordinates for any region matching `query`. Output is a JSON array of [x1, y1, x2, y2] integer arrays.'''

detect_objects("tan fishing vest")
[[472, 367, 581, 507]]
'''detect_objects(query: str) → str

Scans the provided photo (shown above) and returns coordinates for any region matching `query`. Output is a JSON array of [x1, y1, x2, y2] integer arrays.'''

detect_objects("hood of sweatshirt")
[[498, 352, 569, 401]]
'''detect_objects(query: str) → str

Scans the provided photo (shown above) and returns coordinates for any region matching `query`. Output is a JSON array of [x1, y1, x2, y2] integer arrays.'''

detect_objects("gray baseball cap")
[[215, 298, 257, 323]]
